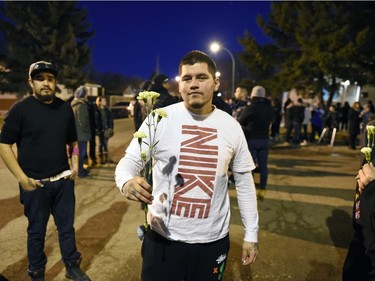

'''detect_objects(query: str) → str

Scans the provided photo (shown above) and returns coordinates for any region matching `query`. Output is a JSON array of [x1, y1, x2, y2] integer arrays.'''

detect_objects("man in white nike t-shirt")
[[115, 50, 259, 281]]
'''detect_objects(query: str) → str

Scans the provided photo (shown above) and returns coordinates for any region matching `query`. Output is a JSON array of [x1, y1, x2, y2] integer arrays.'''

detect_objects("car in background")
[[110, 102, 130, 119]]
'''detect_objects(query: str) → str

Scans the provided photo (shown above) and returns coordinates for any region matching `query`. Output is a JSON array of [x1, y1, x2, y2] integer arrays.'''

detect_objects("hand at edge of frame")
[[241, 241, 258, 265]]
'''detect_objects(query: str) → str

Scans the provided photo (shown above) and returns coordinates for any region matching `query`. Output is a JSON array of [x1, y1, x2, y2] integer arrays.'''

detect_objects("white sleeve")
[[233, 170, 259, 242], [114, 118, 152, 193], [114, 151, 143, 193]]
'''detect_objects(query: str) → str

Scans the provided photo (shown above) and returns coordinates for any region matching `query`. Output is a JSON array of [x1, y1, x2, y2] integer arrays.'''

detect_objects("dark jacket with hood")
[[149, 74, 178, 109], [237, 97, 273, 140]]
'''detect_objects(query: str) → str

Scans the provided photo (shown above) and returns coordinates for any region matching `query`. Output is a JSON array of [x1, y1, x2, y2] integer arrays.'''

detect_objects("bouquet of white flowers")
[[133, 91, 167, 237]]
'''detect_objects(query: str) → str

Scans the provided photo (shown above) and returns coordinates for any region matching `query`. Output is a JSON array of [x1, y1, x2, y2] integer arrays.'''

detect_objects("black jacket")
[[343, 127, 375, 280], [150, 87, 177, 109], [348, 108, 361, 135], [237, 97, 273, 140]]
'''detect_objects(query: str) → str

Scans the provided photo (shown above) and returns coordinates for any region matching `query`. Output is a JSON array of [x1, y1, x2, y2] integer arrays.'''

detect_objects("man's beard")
[[34, 92, 55, 103]]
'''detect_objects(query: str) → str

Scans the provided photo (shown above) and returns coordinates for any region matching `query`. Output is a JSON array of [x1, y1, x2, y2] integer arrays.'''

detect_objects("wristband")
[[72, 146, 79, 156]]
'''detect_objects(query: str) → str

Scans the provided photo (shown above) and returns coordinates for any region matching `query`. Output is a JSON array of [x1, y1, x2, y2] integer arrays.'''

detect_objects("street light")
[[210, 42, 235, 97]]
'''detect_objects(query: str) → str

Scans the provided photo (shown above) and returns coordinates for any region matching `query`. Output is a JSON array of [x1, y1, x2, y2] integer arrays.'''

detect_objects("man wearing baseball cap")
[[0, 61, 91, 281]]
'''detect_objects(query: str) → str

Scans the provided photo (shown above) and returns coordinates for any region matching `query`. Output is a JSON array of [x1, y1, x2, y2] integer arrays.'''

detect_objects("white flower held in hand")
[[361, 147, 372, 164], [366, 125, 375, 147]]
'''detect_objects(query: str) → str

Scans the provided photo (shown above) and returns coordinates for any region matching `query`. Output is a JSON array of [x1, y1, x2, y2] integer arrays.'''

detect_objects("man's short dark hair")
[[179, 50, 217, 78]]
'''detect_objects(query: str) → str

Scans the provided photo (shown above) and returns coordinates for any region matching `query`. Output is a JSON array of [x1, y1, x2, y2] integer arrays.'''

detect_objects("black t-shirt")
[[0, 96, 77, 178]]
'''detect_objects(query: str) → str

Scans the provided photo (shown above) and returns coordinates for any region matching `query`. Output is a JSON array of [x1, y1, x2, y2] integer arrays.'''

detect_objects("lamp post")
[[210, 42, 235, 97]]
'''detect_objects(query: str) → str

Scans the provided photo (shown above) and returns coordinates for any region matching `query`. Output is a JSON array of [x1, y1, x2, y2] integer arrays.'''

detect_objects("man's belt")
[[37, 170, 72, 183]]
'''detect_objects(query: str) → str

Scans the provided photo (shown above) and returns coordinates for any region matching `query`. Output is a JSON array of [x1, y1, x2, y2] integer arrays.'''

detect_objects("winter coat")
[[348, 108, 361, 135], [237, 97, 273, 140], [311, 108, 324, 128], [151, 87, 178, 109], [291, 104, 305, 124], [71, 98, 91, 141], [324, 111, 339, 129]]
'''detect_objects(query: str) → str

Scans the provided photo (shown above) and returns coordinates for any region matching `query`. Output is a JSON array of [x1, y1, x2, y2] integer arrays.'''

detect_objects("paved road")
[[0, 117, 362, 281]]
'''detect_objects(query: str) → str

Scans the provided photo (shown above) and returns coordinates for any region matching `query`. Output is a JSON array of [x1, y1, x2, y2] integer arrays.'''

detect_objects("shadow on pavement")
[[230, 196, 353, 249], [326, 209, 353, 248]]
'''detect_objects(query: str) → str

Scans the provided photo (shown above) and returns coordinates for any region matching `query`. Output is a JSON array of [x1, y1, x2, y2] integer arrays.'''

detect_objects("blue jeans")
[[247, 138, 270, 189], [78, 141, 88, 176], [20, 178, 81, 273]]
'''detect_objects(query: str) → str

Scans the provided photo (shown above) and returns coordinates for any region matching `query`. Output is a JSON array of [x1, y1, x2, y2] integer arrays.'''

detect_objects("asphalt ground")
[[0, 118, 362, 281]]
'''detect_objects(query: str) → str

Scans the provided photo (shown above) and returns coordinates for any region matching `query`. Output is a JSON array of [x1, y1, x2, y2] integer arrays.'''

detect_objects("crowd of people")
[[69, 87, 115, 178], [2, 54, 375, 281], [224, 92, 375, 150]]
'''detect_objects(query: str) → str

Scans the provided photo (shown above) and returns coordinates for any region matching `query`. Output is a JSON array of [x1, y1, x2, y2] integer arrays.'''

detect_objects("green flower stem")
[[368, 132, 371, 148], [144, 205, 149, 229]]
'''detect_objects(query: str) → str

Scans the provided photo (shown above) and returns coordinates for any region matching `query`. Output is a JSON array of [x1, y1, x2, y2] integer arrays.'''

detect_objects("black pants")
[[141, 230, 230, 281], [349, 133, 358, 149], [343, 240, 375, 281]]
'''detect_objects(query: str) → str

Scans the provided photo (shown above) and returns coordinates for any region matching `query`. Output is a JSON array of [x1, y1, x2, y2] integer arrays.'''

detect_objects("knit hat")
[[74, 86, 88, 98], [152, 74, 169, 86], [250, 86, 266, 99], [29, 61, 58, 79]]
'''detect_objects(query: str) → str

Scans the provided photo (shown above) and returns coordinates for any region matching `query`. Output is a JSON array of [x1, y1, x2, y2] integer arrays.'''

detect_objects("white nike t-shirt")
[[115, 102, 258, 243]]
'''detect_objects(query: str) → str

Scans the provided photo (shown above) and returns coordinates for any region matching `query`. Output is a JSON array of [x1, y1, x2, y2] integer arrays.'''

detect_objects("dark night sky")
[[0, 1, 272, 80], [77, 1, 272, 79]]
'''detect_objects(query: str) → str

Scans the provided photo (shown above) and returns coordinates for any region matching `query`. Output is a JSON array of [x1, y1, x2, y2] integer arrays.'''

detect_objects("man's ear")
[[28, 79, 34, 89]]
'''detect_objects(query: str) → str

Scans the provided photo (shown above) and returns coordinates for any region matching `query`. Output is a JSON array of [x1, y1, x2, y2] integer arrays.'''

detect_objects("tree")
[[239, 2, 375, 106], [0, 1, 94, 94]]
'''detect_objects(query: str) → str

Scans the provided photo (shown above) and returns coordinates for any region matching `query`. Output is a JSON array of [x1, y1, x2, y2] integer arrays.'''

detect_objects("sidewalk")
[[0, 118, 362, 281]]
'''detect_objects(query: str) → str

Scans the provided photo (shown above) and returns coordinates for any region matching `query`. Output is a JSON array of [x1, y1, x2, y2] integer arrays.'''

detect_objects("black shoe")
[[65, 266, 91, 281], [65, 259, 91, 281], [78, 169, 90, 178], [28, 270, 45, 281]]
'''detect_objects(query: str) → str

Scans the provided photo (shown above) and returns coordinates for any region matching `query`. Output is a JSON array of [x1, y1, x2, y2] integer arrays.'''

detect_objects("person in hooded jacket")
[[148, 73, 178, 109], [71, 86, 91, 178], [238, 86, 273, 200]]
